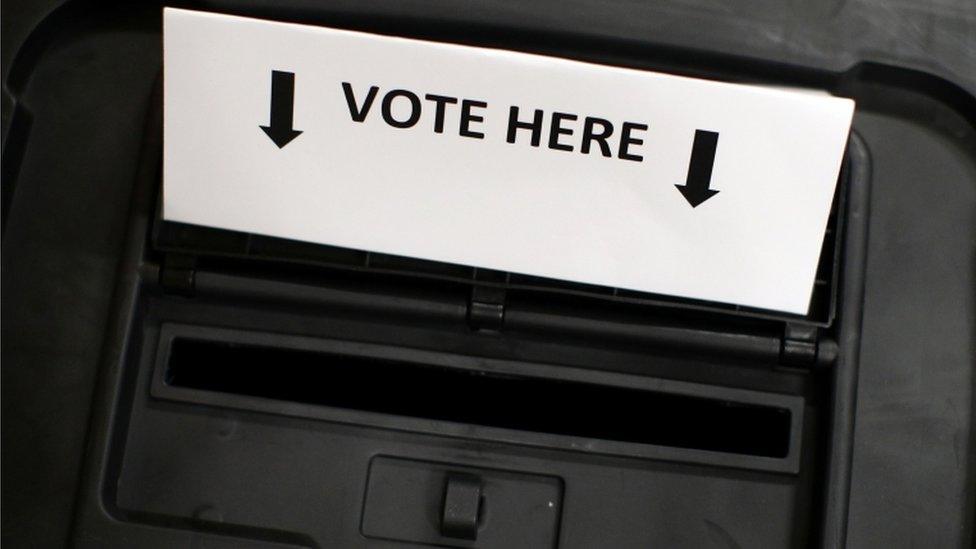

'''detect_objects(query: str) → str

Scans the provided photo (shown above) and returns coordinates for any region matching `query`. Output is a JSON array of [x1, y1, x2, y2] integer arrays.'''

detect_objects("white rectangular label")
[[163, 8, 854, 314]]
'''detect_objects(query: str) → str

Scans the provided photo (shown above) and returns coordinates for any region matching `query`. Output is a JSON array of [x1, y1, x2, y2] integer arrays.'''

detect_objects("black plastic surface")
[[2, 2, 973, 548]]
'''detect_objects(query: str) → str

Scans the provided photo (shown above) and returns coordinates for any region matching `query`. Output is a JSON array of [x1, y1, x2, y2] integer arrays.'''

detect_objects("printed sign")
[[163, 8, 854, 314]]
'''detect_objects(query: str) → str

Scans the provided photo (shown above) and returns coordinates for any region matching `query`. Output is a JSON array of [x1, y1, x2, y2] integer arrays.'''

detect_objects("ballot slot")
[[154, 325, 801, 469]]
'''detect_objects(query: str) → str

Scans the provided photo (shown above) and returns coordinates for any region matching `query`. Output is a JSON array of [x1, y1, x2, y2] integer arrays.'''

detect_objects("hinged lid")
[[151, 146, 851, 366]]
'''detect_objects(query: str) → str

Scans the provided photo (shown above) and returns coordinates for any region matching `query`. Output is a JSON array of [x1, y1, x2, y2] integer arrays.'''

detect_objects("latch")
[[440, 473, 483, 540], [467, 285, 506, 331]]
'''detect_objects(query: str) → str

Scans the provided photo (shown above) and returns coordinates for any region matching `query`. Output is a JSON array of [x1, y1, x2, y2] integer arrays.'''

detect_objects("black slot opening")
[[166, 338, 792, 458]]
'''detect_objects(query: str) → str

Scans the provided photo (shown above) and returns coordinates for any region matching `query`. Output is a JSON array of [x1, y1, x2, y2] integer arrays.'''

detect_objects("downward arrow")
[[675, 129, 720, 207], [260, 70, 303, 148]]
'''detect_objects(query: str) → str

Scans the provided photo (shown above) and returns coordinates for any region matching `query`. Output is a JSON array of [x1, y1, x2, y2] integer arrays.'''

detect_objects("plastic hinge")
[[159, 253, 196, 296], [467, 285, 506, 331], [781, 323, 819, 367]]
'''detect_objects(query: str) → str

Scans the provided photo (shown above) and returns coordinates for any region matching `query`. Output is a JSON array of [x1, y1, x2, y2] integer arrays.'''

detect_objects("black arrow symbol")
[[260, 70, 303, 148], [675, 129, 720, 207]]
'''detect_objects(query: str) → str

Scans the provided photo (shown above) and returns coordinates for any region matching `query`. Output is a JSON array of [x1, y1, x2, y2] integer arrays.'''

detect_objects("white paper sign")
[[163, 8, 854, 314]]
